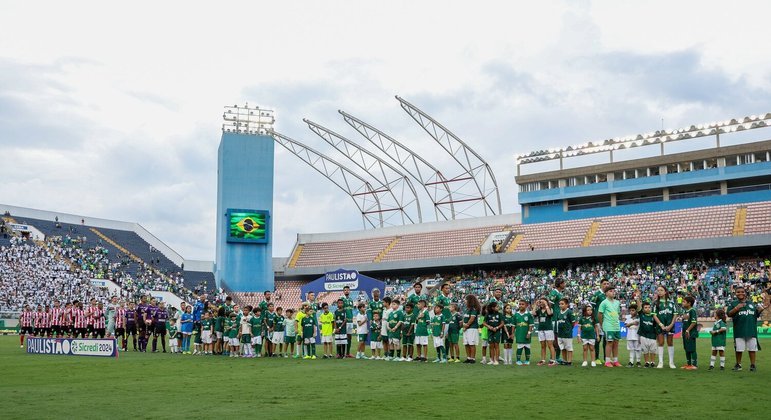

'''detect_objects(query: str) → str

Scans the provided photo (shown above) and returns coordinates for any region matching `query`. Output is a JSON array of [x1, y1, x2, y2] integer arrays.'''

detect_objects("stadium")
[[2, 3, 771, 420]]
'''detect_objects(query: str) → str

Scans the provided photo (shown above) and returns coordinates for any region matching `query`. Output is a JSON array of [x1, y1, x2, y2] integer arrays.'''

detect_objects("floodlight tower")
[[215, 103, 275, 292]]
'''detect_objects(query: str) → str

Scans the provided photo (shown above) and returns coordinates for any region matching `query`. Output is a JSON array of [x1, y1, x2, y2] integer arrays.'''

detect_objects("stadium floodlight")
[[222, 103, 276, 135], [515, 111, 771, 166]]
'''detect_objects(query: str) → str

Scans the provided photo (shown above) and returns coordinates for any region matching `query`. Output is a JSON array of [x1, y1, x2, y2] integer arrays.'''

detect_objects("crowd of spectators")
[[0, 237, 109, 313], [0, 235, 215, 313], [382, 256, 771, 318]]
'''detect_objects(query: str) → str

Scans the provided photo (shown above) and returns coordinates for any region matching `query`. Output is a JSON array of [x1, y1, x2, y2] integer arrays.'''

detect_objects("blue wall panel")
[[523, 190, 771, 224]]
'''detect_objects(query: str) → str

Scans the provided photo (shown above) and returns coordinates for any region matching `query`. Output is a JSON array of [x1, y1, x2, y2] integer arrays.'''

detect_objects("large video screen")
[[226, 209, 269, 243]]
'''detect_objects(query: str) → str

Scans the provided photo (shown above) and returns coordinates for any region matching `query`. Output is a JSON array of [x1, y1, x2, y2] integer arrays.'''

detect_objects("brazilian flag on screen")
[[228, 211, 267, 242]]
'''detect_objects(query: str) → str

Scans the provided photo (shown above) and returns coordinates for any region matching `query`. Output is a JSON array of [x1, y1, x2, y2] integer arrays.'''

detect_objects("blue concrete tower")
[[215, 105, 275, 291]]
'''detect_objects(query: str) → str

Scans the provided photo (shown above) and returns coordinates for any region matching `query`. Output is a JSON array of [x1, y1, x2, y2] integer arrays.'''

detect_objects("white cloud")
[[0, 0, 770, 260]]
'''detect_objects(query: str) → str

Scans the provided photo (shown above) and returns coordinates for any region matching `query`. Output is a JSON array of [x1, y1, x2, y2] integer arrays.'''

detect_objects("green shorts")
[[448, 332, 460, 344], [285, 335, 296, 344], [241, 334, 251, 344], [402, 335, 414, 345], [488, 331, 501, 343], [605, 331, 621, 342], [358, 334, 367, 342]]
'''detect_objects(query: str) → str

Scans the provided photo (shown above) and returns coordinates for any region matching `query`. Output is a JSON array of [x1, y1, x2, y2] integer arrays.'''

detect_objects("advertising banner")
[[26, 337, 118, 358]]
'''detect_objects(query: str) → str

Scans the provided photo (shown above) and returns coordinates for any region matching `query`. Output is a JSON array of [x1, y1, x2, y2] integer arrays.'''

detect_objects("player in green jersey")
[[555, 298, 575, 365], [431, 304, 447, 363], [300, 306, 317, 359], [263, 303, 277, 357], [578, 305, 598, 367], [483, 301, 503, 366], [250, 307, 263, 357], [549, 279, 566, 357], [514, 300, 534, 365], [590, 279, 609, 363], [407, 282, 429, 310], [502, 304, 515, 365], [414, 300, 430, 362], [274, 307, 286, 357], [727, 285, 766, 372], [226, 312, 239, 357], [462, 295, 482, 364], [533, 297, 556, 366], [386, 299, 404, 360], [447, 303, 462, 362], [369, 312, 383, 359], [652, 285, 677, 369], [401, 302, 416, 361], [709, 308, 727, 370], [368, 288, 385, 322], [637, 301, 658, 368], [681, 296, 698, 369], [435, 283, 453, 350], [200, 312, 214, 355], [598, 286, 621, 367]]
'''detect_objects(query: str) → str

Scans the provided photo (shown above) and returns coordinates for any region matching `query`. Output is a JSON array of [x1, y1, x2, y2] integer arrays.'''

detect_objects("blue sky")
[[1, 1, 770, 260]]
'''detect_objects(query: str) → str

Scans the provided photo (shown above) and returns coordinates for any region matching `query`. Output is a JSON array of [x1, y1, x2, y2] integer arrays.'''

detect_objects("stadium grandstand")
[[1, 205, 218, 314]]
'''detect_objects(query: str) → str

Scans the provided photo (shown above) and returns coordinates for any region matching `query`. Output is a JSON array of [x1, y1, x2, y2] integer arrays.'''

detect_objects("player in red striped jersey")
[[92, 302, 106, 338], [72, 301, 87, 338], [63, 302, 74, 337], [115, 301, 127, 350], [34, 305, 45, 336], [86, 299, 98, 337], [18, 304, 35, 348], [51, 300, 63, 338], [42, 305, 52, 337]]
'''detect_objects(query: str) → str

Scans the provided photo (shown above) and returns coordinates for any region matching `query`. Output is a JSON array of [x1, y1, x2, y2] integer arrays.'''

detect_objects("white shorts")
[[640, 336, 657, 354], [273, 332, 284, 343], [626, 339, 640, 351], [201, 331, 212, 344], [463, 328, 479, 346], [538, 330, 554, 342], [481, 340, 488, 347], [517, 343, 531, 349], [371, 341, 383, 350], [389, 338, 401, 347], [558, 337, 573, 351], [735, 337, 758, 352], [216, 331, 223, 339], [229, 337, 239, 346], [252, 336, 263, 345], [346, 323, 355, 334], [414, 336, 428, 346], [304, 337, 315, 345], [581, 339, 595, 346], [711, 346, 725, 351], [433, 336, 444, 348], [381, 325, 389, 337], [321, 335, 333, 343]]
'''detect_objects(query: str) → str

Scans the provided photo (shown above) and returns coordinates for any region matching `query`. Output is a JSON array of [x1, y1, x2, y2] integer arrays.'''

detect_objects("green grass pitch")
[[0, 336, 769, 419]]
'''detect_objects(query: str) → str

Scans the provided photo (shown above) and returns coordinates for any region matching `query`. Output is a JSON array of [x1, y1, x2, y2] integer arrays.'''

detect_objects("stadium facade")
[[278, 112, 771, 279]]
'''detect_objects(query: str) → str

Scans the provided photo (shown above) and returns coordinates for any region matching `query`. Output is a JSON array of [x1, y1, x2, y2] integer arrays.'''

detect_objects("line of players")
[[171, 282, 766, 373], [17, 299, 108, 346], [17, 295, 170, 353]]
